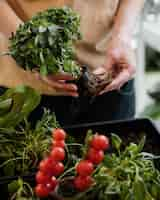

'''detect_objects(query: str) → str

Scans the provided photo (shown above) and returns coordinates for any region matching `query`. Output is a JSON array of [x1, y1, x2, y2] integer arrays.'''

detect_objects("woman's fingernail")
[[72, 85, 78, 90], [99, 91, 104, 95]]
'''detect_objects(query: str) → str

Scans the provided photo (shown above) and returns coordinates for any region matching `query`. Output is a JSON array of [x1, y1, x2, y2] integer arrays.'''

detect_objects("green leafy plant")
[[0, 86, 41, 128], [76, 134, 160, 200], [0, 109, 59, 176], [8, 179, 37, 200], [4, 132, 160, 200], [9, 7, 81, 77], [52, 134, 160, 200], [8, 7, 113, 96]]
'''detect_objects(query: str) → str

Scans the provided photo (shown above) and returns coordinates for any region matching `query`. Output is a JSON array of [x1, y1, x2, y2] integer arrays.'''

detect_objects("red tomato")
[[87, 148, 104, 165], [35, 184, 50, 198], [39, 158, 55, 173], [91, 135, 109, 150], [53, 128, 66, 140], [36, 171, 50, 184], [74, 176, 93, 191], [52, 140, 65, 148], [76, 160, 94, 176], [50, 147, 65, 161], [46, 176, 58, 191], [51, 162, 64, 176]]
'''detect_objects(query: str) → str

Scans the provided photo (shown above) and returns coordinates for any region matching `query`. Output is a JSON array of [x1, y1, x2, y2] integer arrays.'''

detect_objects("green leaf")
[[133, 176, 146, 200], [144, 192, 155, 200], [40, 51, 45, 63], [48, 36, 54, 46], [0, 86, 41, 128], [103, 154, 117, 168], [48, 24, 60, 33], [125, 143, 139, 156], [111, 133, 122, 151], [137, 135, 146, 153], [39, 26, 47, 33], [85, 129, 93, 145], [40, 64, 48, 76], [0, 98, 12, 116], [150, 183, 160, 199], [3, 160, 15, 176], [8, 180, 20, 193]]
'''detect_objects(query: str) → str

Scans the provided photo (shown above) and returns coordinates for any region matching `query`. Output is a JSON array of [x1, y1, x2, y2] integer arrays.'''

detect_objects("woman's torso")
[[7, 0, 119, 70]]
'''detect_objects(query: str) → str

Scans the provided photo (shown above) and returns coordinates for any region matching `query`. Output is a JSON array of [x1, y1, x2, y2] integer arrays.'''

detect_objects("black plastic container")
[[64, 118, 160, 153], [65, 118, 160, 137], [1, 118, 160, 199]]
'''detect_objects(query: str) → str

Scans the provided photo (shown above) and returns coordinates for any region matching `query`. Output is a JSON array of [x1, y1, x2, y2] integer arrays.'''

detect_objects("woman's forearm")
[[0, 0, 22, 38], [112, 0, 145, 40]]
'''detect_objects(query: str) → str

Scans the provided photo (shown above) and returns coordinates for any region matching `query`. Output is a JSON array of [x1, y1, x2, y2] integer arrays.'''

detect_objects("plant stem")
[[58, 167, 75, 180]]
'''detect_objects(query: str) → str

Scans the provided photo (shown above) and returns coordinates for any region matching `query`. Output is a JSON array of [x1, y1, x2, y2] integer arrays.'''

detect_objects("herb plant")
[[73, 134, 160, 200], [5, 132, 160, 200], [9, 7, 81, 77], [0, 86, 40, 128], [0, 109, 59, 177]]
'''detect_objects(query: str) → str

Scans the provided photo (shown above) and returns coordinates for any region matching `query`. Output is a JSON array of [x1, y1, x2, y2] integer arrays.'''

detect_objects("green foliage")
[[0, 86, 41, 128], [3, 131, 160, 200], [0, 109, 59, 176], [0, 87, 60, 199], [9, 7, 81, 77], [111, 133, 122, 152], [8, 179, 38, 200], [71, 135, 160, 200], [141, 102, 160, 119]]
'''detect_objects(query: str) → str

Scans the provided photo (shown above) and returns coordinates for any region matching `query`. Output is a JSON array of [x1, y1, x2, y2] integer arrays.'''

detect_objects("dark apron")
[[30, 79, 135, 126]]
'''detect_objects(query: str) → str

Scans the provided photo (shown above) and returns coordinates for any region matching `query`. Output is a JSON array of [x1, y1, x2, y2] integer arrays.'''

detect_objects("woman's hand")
[[93, 0, 145, 95], [94, 36, 136, 95], [37, 73, 78, 97]]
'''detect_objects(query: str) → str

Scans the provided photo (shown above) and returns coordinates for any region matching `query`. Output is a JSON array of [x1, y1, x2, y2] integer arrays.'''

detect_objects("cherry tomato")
[[91, 135, 109, 150], [35, 184, 50, 198], [87, 148, 104, 165], [36, 171, 50, 184], [52, 140, 65, 148], [76, 160, 94, 176], [74, 176, 93, 191], [51, 162, 64, 176], [39, 158, 55, 173], [46, 176, 58, 191], [53, 128, 66, 140], [50, 147, 65, 161]]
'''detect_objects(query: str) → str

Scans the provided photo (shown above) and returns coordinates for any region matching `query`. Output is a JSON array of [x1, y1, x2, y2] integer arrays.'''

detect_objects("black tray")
[[65, 118, 159, 135], [1, 118, 160, 198]]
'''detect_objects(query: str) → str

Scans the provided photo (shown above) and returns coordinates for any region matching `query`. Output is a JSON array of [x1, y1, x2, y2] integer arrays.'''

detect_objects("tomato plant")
[[87, 148, 104, 165], [74, 176, 93, 191], [46, 176, 58, 191], [35, 129, 109, 198], [76, 160, 94, 176], [53, 128, 66, 141], [35, 184, 50, 198], [39, 158, 55, 173], [91, 135, 109, 151], [51, 162, 64, 176], [50, 147, 65, 161], [36, 171, 50, 184], [52, 140, 65, 148]]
